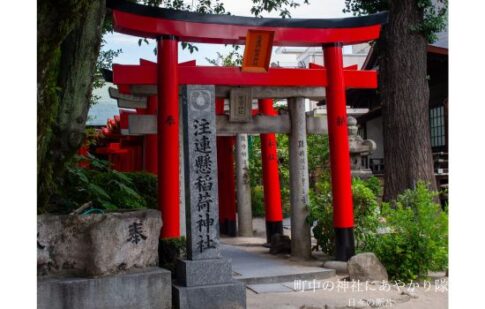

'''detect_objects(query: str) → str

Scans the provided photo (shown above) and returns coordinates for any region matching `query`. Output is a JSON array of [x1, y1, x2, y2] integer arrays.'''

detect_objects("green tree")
[[343, 0, 447, 201]]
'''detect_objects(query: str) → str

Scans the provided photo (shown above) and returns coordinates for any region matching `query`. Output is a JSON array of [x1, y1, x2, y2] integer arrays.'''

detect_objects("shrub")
[[309, 177, 381, 255], [50, 154, 154, 214], [125, 172, 158, 209], [91, 171, 147, 210], [308, 179, 334, 254], [251, 185, 265, 217], [248, 134, 293, 218], [366, 182, 448, 282]]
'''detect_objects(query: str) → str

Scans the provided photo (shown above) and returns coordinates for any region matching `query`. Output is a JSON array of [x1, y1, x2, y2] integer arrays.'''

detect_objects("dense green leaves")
[[343, 0, 447, 42], [367, 182, 448, 281], [248, 131, 330, 218], [308, 177, 382, 255], [48, 154, 158, 214]]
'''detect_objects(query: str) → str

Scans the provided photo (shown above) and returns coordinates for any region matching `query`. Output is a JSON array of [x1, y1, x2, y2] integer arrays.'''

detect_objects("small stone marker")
[[229, 88, 253, 123], [173, 85, 246, 309]]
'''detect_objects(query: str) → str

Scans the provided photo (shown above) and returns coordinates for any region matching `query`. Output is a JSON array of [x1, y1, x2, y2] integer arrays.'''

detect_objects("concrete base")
[[37, 267, 171, 309], [173, 281, 246, 309]]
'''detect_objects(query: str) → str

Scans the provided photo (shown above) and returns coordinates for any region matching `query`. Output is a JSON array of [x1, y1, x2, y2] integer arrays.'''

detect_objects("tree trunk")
[[37, 0, 106, 211], [379, 0, 437, 201]]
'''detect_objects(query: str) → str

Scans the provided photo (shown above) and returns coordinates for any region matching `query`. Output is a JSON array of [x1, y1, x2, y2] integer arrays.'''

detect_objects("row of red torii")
[[104, 0, 387, 261]]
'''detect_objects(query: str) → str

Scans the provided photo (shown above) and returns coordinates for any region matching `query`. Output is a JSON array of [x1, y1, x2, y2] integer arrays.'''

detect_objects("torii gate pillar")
[[216, 98, 237, 237], [324, 43, 355, 260], [259, 99, 284, 243], [220, 137, 237, 237], [157, 36, 180, 238]]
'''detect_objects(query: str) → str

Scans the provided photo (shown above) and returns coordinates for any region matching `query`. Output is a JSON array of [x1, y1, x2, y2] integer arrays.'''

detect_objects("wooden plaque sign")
[[242, 30, 274, 73]]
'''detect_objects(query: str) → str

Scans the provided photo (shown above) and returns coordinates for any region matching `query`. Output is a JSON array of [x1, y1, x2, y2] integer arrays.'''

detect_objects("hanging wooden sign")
[[242, 30, 274, 73]]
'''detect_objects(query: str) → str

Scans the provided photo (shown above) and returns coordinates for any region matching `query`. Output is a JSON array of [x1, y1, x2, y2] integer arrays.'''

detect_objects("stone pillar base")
[[173, 258, 246, 309], [37, 267, 172, 309]]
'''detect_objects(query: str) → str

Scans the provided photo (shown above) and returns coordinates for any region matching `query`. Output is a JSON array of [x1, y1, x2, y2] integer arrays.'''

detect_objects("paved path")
[[220, 241, 335, 285]]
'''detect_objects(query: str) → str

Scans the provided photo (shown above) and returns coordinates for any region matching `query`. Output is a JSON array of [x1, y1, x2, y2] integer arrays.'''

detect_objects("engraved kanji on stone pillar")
[[182, 85, 220, 260]]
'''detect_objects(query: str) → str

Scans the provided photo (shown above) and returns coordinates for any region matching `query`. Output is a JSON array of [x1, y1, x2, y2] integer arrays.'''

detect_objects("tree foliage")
[[250, 0, 310, 18], [50, 154, 158, 214], [248, 132, 329, 218], [343, 0, 447, 42]]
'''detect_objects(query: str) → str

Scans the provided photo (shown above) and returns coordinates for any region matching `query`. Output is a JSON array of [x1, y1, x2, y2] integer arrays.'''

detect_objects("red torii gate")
[[107, 0, 387, 260], [110, 63, 286, 240]]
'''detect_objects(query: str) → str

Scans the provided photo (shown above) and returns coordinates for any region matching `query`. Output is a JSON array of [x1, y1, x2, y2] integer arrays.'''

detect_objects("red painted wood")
[[215, 98, 228, 226], [113, 64, 377, 89], [259, 99, 284, 223], [112, 10, 382, 46], [119, 109, 136, 130], [324, 45, 354, 228], [157, 37, 180, 238], [226, 137, 237, 222]]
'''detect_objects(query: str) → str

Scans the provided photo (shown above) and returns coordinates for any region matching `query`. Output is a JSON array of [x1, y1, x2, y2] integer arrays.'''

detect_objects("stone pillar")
[[174, 85, 245, 309], [179, 98, 186, 237], [288, 97, 312, 260], [236, 133, 253, 237]]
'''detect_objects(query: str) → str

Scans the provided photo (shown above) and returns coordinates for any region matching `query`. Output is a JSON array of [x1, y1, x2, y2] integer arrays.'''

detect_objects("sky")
[[103, 0, 351, 66]]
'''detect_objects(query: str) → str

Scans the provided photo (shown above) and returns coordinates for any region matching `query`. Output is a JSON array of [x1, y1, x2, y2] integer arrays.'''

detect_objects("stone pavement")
[[220, 237, 335, 286]]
